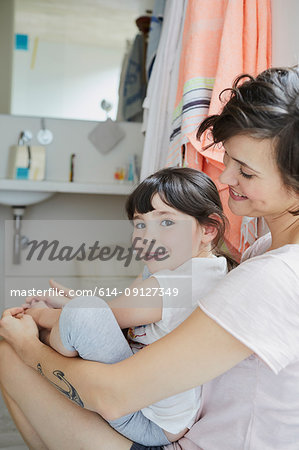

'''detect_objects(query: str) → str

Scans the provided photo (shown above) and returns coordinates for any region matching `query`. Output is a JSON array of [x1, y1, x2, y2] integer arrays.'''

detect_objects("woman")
[[0, 67, 299, 450]]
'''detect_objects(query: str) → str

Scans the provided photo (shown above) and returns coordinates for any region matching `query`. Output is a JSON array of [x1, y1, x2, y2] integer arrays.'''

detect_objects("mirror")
[[0, 0, 152, 121]]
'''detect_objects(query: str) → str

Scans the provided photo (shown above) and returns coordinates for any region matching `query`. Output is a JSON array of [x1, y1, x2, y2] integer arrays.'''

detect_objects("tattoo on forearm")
[[37, 363, 84, 407]]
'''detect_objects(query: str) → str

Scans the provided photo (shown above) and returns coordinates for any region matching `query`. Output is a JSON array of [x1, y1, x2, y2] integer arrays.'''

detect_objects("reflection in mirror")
[[8, 0, 152, 121]]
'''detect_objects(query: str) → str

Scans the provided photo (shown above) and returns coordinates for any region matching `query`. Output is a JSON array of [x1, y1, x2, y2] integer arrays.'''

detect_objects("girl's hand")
[[25, 279, 74, 309], [24, 307, 45, 328], [0, 307, 39, 354]]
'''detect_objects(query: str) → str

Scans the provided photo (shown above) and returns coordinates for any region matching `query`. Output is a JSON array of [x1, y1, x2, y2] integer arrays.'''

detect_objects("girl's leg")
[[61, 298, 170, 446], [59, 296, 134, 363], [0, 340, 133, 450]]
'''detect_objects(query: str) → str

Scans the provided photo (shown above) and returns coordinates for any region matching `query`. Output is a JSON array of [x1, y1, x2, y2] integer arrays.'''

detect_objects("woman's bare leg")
[[0, 341, 133, 450], [1, 388, 48, 449]]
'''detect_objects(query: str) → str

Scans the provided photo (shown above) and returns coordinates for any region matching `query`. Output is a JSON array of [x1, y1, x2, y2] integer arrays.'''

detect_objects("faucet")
[[12, 206, 28, 264]]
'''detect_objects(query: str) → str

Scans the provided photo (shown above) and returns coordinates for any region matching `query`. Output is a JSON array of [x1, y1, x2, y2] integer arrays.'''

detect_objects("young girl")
[[24, 167, 230, 447]]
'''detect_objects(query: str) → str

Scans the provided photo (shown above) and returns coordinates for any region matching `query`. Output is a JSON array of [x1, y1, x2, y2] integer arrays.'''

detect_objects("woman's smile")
[[229, 187, 248, 201]]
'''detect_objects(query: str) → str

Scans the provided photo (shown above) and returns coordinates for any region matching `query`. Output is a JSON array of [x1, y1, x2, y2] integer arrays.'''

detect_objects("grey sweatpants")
[[59, 296, 171, 447]]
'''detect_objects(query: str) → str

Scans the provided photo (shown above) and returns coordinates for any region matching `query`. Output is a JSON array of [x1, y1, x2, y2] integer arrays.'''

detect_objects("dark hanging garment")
[[121, 34, 147, 122]]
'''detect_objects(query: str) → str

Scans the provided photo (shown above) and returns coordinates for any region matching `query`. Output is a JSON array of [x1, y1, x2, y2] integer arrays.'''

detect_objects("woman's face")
[[219, 134, 298, 220], [132, 194, 208, 273]]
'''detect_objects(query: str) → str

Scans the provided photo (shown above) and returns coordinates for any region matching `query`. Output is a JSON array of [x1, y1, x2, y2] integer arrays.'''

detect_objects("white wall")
[[271, 0, 299, 67], [0, 115, 143, 183]]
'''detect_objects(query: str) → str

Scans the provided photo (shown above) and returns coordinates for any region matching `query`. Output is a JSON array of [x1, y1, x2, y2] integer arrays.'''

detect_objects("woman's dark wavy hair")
[[197, 66, 299, 215], [126, 167, 236, 270]]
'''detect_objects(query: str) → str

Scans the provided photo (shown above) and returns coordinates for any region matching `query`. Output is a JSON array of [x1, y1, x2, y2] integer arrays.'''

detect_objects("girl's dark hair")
[[126, 167, 237, 270], [197, 66, 299, 215]]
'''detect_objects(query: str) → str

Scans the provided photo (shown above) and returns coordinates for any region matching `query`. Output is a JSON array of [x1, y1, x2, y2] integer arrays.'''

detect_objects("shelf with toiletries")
[[0, 179, 136, 199]]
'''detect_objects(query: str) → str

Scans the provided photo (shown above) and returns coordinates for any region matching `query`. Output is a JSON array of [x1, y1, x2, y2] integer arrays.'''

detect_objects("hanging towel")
[[146, 0, 166, 80], [140, 0, 187, 181], [166, 0, 272, 258], [117, 40, 131, 122], [121, 34, 147, 122]]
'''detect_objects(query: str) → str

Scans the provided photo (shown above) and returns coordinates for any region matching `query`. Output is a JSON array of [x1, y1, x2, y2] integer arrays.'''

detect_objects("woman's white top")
[[168, 234, 299, 450]]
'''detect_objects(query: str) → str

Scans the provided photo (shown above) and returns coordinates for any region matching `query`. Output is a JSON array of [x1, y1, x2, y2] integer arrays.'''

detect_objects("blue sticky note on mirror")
[[15, 34, 29, 50]]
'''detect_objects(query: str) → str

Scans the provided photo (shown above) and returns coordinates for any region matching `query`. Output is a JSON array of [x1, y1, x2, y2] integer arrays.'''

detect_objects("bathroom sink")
[[0, 189, 54, 206], [0, 178, 133, 207], [0, 180, 55, 206]]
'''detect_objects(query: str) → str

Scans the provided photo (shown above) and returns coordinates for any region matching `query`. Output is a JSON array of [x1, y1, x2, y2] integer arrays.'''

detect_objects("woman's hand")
[[24, 279, 74, 309], [0, 307, 39, 355]]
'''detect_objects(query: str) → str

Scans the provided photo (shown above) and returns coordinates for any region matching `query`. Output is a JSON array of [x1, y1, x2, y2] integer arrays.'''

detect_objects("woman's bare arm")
[[1, 306, 252, 421], [104, 307, 252, 418]]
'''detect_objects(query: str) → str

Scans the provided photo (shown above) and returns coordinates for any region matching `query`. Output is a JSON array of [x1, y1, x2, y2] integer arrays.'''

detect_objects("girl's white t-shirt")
[[167, 234, 299, 450], [128, 256, 228, 434], [128, 256, 228, 348]]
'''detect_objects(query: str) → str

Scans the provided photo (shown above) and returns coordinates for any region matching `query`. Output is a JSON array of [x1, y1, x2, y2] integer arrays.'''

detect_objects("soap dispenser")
[[7, 130, 46, 181]]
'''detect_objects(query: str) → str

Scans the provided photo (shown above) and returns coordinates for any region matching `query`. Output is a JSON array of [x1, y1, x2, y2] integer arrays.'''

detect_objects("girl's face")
[[219, 134, 299, 220], [132, 194, 212, 273]]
